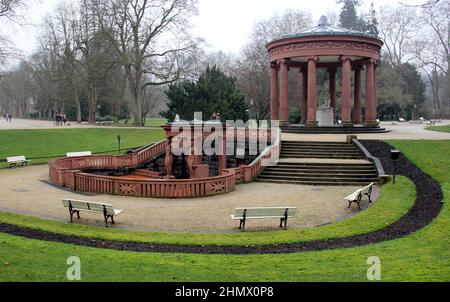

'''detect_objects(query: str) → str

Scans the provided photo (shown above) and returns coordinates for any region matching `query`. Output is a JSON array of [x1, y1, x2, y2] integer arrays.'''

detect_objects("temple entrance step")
[[281, 127, 389, 134], [262, 170, 377, 177], [279, 141, 363, 159], [280, 155, 363, 159], [255, 178, 377, 186], [256, 140, 379, 186]]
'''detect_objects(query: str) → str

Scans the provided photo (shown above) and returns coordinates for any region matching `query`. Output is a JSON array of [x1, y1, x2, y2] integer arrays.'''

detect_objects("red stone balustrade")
[[49, 129, 281, 198]]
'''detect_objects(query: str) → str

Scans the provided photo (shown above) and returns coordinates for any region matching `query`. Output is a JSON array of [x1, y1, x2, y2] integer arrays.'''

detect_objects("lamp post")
[[117, 135, 121, 154], [391, 150, 400, 184]]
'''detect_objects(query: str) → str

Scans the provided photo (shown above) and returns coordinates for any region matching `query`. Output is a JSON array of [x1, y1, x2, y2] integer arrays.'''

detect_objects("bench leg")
[[366, 193, 372, 203], [357, 201, 362, 210], [239, 219, 246, 230], [279, 218, 283, 228]]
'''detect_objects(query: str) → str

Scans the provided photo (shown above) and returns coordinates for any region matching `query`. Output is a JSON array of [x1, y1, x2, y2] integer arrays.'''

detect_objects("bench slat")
[[61, 199, 120, 216], [66, 151, 92, 157], [7, 156, 29, 162], [231, 207, 297, 220]]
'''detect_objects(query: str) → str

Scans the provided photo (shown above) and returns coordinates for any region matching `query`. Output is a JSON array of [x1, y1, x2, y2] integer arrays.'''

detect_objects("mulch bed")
[[0, 140, 443, 254]]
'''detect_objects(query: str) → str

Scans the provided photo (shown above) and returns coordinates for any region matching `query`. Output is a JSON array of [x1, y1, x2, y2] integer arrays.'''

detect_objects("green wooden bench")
[[345, 182, 375, 210], [7, 156, 30, 168], [61, 198, 123, 227], [231, 207, 297, 230]]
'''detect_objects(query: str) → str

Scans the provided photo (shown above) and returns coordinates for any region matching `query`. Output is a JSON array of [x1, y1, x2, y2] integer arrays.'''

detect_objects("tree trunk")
[[72, 85, 82, 123], [88, 84, 97, 124]]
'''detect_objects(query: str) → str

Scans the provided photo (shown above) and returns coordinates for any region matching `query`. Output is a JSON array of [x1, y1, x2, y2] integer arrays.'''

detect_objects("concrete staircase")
[[280, 141, 363, 159], [282, 126, 388, 134], [257, 141, 379, 186]]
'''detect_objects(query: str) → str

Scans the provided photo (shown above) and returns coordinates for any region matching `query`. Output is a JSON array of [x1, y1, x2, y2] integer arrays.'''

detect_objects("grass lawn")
[[0, 140, 449, 281], [428, 124, 450, 133], [115, 118, 168, 128], [0, 128, 165, 168]]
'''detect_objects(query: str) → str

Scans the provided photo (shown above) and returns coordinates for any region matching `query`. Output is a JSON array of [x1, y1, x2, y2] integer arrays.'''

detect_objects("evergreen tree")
[[339, 0, 360, 30], [162, 66, 249, 122], [366, 2, 380, 36]]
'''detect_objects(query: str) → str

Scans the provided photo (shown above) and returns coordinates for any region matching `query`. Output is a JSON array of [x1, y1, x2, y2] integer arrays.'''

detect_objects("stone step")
[[282, 145, 357, 148], [276, 162, 373, 167], [281, 127, 389, 134], [281, 148, 360, 152], [281, 142, 353, 146], [262, 169, 377, 176], [281, 150, 361, 155], [280, 153, 362, 159], [258, 174, 378, 182], [255, 179, 375, 186]]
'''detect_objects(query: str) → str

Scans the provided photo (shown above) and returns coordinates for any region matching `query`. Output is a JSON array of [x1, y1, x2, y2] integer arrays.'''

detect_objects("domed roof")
[[275, 15, 379, 41]]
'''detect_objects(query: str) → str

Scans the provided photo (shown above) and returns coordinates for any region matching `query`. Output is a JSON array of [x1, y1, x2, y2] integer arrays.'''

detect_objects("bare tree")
[[92, 0, 199, 126], [0, 0, 24, 19], [378, 5, 419, 68], [0, 0, 25, 63], [233, 9, 312, 120], [412, 0, 449, 116]]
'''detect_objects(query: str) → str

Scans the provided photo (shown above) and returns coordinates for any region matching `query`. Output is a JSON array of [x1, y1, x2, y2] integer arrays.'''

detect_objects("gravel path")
[[0, 165, 372, 232]]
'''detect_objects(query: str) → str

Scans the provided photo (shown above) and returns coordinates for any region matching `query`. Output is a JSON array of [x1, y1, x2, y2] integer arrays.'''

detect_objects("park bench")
[[231, 207, 297, 230], [6, 156, 30, 168], [345, 182, 375, 210], [66, 151, 92, 157], [61, 198, 123, 227], [399, 118, 407, 123]]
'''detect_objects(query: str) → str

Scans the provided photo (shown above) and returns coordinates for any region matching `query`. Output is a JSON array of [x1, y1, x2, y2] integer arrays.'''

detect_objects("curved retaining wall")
[[49, 132, 280, 198]]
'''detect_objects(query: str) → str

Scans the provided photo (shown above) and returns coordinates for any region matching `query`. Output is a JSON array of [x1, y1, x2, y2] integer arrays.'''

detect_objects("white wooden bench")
[[231, 207, 297, 230], [61, 198, 123, 227], [66, 151, 92, 157], [6, 156, 30, 168], [345, 182, 375, 210], [426, 120, 436, 128]]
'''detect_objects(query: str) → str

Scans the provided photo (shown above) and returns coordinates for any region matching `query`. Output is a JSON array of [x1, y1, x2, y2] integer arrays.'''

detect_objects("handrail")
[[352, 138, 388, 182]]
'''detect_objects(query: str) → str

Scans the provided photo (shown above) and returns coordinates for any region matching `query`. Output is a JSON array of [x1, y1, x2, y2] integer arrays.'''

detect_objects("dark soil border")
[[0, 140, 443, 254]]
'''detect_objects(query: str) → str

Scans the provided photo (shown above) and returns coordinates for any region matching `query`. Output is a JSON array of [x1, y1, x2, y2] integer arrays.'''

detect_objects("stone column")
[[374, 64, 378, 123], [306, 56, 319, 128], [328, 67, 337, 123], [340, 56, 353, 127], [353, 65, 362, 124], [364, 60, 377, 127], [299, 68, 308, 124], [279, 59, 289, 126], [270, 62, 279, 121]]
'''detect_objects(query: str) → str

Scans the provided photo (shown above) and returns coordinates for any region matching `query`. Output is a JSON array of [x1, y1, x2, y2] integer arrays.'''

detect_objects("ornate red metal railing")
[[49, 129, 280, 198]]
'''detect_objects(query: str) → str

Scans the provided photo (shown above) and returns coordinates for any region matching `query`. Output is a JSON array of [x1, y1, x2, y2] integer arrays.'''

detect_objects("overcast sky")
[[1, 0, 426, 59]]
